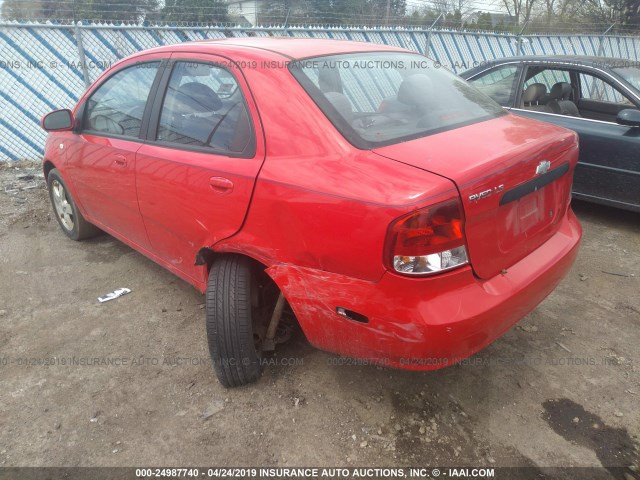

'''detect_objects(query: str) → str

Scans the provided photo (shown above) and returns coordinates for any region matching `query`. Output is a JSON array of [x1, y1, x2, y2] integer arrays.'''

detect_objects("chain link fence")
[[1, 21, 639, 161]]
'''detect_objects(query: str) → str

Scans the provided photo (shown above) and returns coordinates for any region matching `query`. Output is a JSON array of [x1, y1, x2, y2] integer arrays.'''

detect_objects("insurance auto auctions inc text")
[[182, 468, 496, 478]]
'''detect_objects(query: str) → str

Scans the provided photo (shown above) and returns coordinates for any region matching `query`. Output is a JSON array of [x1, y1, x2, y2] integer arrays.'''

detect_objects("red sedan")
[[41, 38, 582, 387]]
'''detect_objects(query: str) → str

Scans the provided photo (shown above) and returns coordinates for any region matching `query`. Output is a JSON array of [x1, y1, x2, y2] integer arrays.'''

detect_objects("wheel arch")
[[196, 248, 300, 327], [43, 159, 56, 180], [196, 247, 272, 283]]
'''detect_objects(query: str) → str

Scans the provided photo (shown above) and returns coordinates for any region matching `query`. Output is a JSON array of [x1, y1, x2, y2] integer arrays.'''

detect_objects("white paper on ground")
[[97, 287, 132, 303]]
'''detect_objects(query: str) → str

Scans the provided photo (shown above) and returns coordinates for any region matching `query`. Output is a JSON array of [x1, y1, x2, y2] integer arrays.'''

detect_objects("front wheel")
[[47, 168, 100, 241], [206, 256, 264, 387]]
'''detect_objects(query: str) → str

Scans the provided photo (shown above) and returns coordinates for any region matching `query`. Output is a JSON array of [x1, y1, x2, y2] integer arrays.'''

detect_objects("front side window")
[[468, 64, 519, 106], [579, 73, 634, 106], [84, 62, 160, 138], [156, 62, 253, 155], [612, 65, 640, 91], [289, 52, 504, 149]]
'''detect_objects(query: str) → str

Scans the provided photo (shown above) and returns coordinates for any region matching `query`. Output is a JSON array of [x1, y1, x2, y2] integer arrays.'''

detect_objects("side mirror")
[[41, 109, 74, 132], [616, 108, 640, 127]]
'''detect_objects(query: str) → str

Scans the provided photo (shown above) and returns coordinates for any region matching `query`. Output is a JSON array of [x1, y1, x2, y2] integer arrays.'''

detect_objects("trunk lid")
[[373, 114, 578, 279]]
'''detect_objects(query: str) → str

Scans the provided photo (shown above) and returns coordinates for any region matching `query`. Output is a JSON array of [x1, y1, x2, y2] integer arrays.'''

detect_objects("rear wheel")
[[206, 256, 266, 387], [47, 168, 100, 241]]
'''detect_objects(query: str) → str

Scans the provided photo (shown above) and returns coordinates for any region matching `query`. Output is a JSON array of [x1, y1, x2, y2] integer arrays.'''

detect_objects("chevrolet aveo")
[[41, 38, 582, 387]]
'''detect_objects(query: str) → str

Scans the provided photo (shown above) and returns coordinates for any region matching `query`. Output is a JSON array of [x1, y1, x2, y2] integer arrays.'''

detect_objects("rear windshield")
[[289, 52, 505, 149]]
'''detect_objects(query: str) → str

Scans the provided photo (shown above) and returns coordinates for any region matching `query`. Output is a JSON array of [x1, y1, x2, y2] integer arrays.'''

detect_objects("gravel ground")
[[0, 162, 638, 478]]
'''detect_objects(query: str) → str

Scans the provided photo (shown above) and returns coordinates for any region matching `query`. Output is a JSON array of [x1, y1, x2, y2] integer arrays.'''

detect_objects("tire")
[[47, 168, 100, 241], [206, 256, 263, 387]]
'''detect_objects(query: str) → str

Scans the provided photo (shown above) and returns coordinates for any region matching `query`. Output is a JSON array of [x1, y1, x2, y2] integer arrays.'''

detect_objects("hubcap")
[[51, 180, 74, 231]]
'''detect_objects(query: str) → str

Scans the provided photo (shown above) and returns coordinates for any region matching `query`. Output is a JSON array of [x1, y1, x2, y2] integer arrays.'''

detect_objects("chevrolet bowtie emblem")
[[536, 160, 551, 175]]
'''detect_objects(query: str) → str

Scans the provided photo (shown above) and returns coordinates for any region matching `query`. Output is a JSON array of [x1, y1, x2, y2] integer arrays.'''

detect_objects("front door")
[[66, 59, 163, 249]]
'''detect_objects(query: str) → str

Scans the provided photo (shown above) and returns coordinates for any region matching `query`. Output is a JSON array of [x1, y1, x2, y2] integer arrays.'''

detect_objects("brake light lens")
[[385, 198, 469, 276]]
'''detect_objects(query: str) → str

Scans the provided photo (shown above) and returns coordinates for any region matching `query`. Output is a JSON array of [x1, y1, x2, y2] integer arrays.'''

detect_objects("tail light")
[[385, 198, 469, 276]]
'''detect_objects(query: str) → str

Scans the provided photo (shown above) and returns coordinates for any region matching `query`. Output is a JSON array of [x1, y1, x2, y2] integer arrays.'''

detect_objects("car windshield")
[[612, 65, 640, 91], [289, 52, 505, 149]]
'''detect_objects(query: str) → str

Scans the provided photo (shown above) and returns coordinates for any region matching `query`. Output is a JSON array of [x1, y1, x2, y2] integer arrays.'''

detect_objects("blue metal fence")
[[1, 21, 639, 161]]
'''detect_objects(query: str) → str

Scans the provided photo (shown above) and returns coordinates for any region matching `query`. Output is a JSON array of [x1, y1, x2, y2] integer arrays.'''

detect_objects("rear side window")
[[84, 62, 160, 138], [289, 52, 504, 149], [524, 68, 571, 91], [468, 64, 519, 106], [156, 61, 254, 156]]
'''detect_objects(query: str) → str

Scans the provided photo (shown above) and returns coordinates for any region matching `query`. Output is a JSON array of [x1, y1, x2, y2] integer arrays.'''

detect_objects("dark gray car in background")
[[461, 56, 640, 212]]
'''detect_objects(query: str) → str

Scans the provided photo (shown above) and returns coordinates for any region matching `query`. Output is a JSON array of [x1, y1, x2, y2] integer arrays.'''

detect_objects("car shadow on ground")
[[571, 199, 640, 232]]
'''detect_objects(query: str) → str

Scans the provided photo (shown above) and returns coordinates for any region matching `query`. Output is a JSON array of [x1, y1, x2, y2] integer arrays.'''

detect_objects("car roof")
[[492, 55, 635, 67], [461, 55, 637, 78], [140, 37, 407, 60], [459, 54, 640, 102]]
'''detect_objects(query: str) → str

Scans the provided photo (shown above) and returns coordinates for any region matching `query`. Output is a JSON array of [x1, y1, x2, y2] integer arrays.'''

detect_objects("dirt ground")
[[0, 161, 638, 477]]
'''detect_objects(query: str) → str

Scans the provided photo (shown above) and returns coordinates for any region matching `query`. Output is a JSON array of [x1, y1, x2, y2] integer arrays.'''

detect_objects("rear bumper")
[[267, 209, 582, 370]]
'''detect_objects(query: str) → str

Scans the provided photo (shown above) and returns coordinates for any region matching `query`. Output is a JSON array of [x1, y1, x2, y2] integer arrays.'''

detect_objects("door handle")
[[209, 176, 234, 193], [114, 154, 127, 167]]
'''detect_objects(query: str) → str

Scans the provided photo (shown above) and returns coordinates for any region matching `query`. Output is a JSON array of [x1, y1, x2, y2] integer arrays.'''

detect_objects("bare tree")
[[502, 0, 537, 24], [429, 0, 475, 26]]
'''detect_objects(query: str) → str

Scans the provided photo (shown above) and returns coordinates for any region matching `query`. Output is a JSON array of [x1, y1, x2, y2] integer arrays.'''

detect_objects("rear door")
[[509, 64, 640, 211], [135, 54, 265, 285]]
